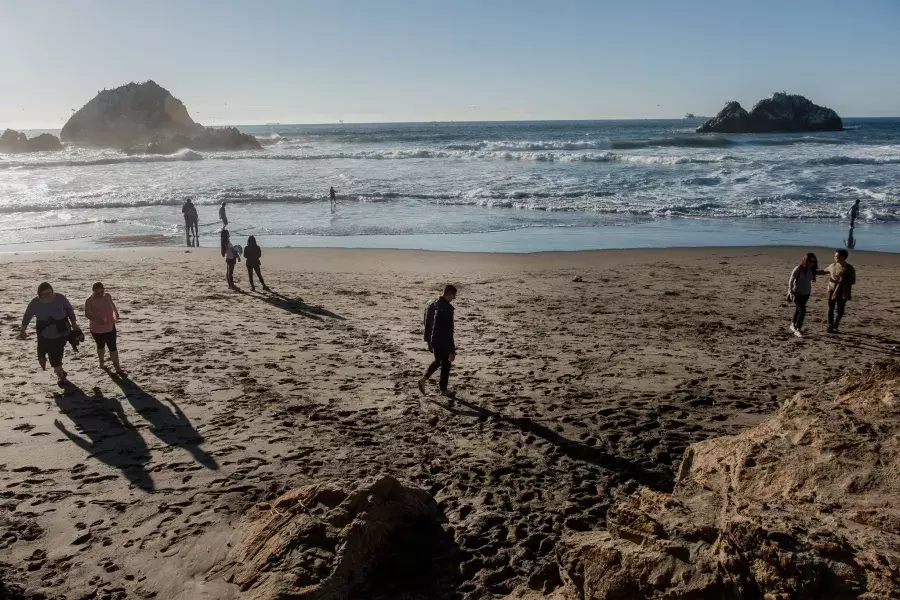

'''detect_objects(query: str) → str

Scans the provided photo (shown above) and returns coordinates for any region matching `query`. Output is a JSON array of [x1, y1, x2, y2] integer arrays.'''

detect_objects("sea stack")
[[697, 93, 843, 133], [0, 128, 63, 153], [60, 80, 261, 153]]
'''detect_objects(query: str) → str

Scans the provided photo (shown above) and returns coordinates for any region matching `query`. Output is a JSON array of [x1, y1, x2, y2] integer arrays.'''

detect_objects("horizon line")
[[7, 115, 900, 131]]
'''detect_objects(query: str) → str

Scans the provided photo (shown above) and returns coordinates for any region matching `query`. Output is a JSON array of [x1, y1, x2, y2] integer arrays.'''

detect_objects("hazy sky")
[[1, 0, 898, 128]]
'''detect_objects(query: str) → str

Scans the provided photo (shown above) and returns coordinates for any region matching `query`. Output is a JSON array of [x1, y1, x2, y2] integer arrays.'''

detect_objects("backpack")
[[423, 299, 438, 347]]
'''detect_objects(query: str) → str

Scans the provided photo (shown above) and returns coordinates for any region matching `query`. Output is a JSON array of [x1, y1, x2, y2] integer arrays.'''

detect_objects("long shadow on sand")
[[821, 331, 900, 357], [236, 289, 345, 321], [432, 394, 672, 491], [54, 384, 154, 491], [108, 373, 219, 470]]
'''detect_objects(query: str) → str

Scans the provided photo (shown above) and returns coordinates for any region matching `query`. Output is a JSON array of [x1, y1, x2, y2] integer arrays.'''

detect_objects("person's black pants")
[[91, 328, 117, 352], [37, 337, 66, 367], [226, 258, 236, 287], [425, 349, 452, 391], [247, 264, 266, 288], [828, 297, 846, 329], [792, 293, 810, 330]]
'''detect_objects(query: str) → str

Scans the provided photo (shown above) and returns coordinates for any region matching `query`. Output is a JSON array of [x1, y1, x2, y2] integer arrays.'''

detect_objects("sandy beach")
[[2, 245, 900, 598]]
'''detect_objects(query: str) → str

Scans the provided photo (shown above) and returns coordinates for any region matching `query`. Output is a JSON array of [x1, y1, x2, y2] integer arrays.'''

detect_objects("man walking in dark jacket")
[[418, 285, 457, 397]]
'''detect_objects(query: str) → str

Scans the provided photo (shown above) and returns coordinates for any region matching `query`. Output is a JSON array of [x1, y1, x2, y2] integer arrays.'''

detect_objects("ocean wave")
[[0, 149, 204, 170], [445, 136, 739, 151], [0, 219, 119, 232], [0, 194, 326, 214], [806, 155, 900, 166], [571, 152, 733, 165], [208, 149, 736, 164], [746, 137, 847, 146], [840, 186, 894, 201], [683, 176, 723, 186]]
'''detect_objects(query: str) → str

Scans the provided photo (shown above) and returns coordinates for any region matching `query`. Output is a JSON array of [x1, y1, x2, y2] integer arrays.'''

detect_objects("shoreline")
[[2, 217, 899, 255], [4, 244, 900, 263]]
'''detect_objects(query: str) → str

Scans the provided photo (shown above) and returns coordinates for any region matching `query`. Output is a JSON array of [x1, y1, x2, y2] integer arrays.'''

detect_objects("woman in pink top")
[[84, 282, 123, 373]]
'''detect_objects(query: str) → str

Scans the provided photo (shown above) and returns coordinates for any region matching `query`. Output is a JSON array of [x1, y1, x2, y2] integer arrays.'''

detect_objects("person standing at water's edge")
[[329, 187, 337, 211], [419, 285, 457, 398], [182, 198, 199, 247], [219, 202, 228, 228], [850, 199, 861, 228], [221, 229, 241, 290], [787, 253, 824, 338], [19, 282, 81, 386], [188, 199, 199, 246], [825, 249, 856, 334], [182, 198, 193, 246], [243, 236, 270, 292], [85, 282, 124, 373]]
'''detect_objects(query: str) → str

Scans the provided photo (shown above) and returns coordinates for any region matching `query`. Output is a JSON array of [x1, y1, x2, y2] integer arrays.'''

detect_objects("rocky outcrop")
[[0, 129, 62, 153], [235, 474, 458, 600], [60, 80, 261, 153], [697, 93, 843, 133], [546, 361, 900, 599], [125, 127, 261, 155]]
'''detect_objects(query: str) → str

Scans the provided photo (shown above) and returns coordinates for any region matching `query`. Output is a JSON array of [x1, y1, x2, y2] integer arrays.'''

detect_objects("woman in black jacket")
[[244, 236, 270, 292]]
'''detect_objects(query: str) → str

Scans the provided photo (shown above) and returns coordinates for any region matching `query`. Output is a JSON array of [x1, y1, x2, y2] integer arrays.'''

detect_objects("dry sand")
[[2, 246, 899, 598]]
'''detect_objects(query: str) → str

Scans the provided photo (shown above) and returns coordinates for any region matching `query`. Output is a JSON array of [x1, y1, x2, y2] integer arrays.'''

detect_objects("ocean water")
[[1, 119, 899, 252]]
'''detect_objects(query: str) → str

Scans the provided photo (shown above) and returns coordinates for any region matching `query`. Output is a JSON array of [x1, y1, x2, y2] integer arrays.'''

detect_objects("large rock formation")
[[60, 80, 261, 153], [0, 129, 62, 153], [543, 361, 900, 599], [697, 93, 843, 133], [234, 474, 458, 600]]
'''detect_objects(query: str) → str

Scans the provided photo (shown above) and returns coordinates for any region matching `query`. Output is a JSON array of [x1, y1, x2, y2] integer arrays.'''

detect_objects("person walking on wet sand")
[[418, 285, 457, 398], [243, 236, 270, 292], [825, 249, 856, 334], [329, 186, 337, 211], [19, 282, 81, 386], [786, 252, 823, 338], [219, 202, 228, 228], [85, 282, 124, 373], [221, 229, 241, 290]]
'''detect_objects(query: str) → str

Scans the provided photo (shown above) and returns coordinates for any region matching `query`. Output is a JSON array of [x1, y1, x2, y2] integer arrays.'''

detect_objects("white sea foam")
[[0, 149, 203, 170]]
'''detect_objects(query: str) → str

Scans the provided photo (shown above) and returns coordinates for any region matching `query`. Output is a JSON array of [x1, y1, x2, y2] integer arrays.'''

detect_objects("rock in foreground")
[[60, 80, 260, 153], [697, 93, 843, 133], [235, 474, 458, 600], [0, 129, 62, 153], [548, 361, 900, 599]]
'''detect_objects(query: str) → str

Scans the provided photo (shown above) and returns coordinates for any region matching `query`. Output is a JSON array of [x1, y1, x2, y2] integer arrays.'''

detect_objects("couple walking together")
[[19, 282, 123, 386], [220, 230, 270, 292], [788, 249, 856, 338]]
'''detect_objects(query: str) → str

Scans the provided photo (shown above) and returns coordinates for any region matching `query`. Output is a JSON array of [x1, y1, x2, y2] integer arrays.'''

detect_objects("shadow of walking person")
[[54, 384, 154, 492], [445, 394, 672, 491], [236, 289, 345, 321], [107, 374, 219, 471]]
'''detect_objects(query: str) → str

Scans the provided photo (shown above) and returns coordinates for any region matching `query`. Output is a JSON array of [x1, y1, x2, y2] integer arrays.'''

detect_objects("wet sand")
[[2, 246, 899, 598]]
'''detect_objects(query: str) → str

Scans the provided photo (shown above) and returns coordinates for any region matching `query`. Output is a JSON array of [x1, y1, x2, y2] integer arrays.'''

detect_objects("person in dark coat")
[[418, 284, 457, 398], [243, 236, 270, 292]]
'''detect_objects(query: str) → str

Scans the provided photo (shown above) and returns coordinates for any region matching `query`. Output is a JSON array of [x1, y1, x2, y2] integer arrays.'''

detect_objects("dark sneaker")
[[827, 326, 835, 334], [417, 379, 426, 395]]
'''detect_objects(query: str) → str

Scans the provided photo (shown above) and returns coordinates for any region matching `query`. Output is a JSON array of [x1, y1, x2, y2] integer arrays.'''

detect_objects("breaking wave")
[[0, 149, 203, 170]]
